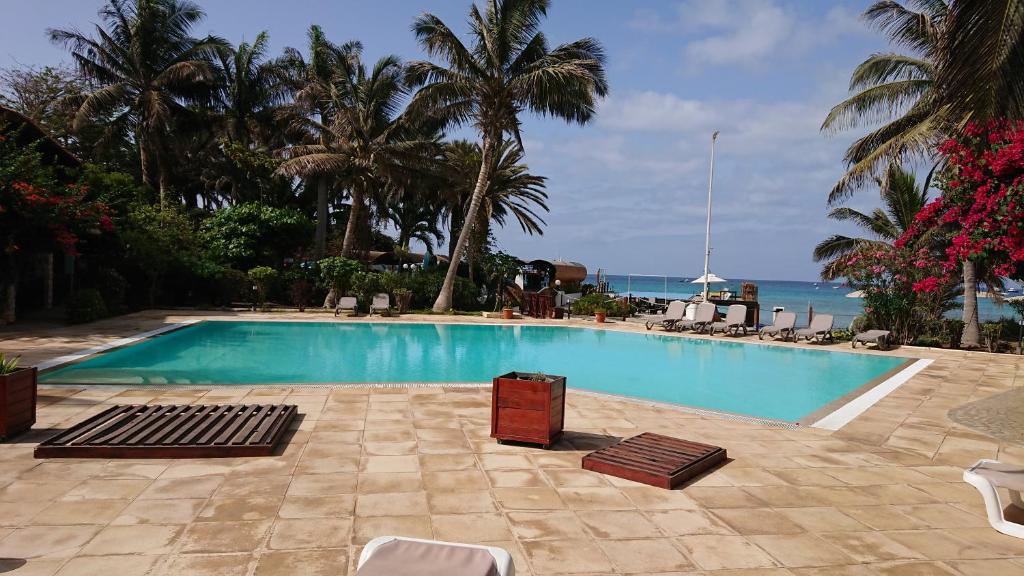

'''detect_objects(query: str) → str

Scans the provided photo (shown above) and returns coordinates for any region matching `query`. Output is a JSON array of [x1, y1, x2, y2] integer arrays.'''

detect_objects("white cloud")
[[628, 0, 867, 70]]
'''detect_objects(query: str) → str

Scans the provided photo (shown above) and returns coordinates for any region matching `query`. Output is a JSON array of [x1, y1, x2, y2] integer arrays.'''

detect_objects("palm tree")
[[813, 165, 930, 280], [49, 0, 227, 208], [277, 50, 437, 257], [216, 32, 288, 148], [443, 140, 549, 273], [821, 0, 947, 205], [278, 27, 361, 257], [385, 197, 445, 253], [823, 0, 1024, 348], [406, 0, 608, 311]]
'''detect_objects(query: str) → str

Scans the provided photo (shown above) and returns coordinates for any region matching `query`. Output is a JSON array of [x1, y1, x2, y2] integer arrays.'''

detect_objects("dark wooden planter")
[[396, 292, 412, 313], [0, 367, 37, 440], [491, 371, 565, 449]]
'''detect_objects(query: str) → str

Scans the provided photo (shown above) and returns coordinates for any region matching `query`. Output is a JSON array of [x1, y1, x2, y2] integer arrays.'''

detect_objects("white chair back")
[[664, 300, 686, 319], [776, 311, 796, 329], [810, 313, 834, 332], [695, 302, 717, 323], [338, 296, 357, 309], [372, 293, 390, 308], [725, 304, 747, 325]]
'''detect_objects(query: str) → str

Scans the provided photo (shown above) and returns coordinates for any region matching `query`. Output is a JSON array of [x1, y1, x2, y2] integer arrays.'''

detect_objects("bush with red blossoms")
[[898, 120, 1024, 289], [833, 245, 957, 344]]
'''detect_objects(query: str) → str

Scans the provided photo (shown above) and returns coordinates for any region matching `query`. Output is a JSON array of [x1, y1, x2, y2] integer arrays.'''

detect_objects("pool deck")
[[0, 310, 1023, 575]]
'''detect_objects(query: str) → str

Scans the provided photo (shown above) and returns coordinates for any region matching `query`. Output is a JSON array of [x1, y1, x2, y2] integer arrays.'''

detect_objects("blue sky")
[[2, 0, 898, 280]]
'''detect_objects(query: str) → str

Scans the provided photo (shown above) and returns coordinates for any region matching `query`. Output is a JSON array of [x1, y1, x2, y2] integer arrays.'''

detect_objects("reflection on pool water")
[[42, 321, 908, 422]]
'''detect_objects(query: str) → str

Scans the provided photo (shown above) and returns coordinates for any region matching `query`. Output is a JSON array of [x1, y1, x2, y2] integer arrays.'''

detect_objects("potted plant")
[[491, 371, 565, 448], [394, 288, 412, 313], [0, 354, 36, 440], [594, 306, 607, 323], [502, 307, 514, 320]]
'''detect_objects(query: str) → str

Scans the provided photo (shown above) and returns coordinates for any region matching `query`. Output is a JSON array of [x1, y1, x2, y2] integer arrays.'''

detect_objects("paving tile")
[[576, 510, 663, 539], [520, 538, 614, 574], [712, 508, 806, 535], [110, 498, 205, 525], [161, 553, 253, 575], [197, 497, 282, 522], [556, 487, 633, 510], [427, 490, 498, 514], [81, 524, 183, 555], [53, 555, 160, 576], [0, 525, 100, 559], [597, 538, 696, 573], [675, 535, 779, 570], [279, 494, 355, 518], [352, 516, 433, 545], [137, 476, 224, 499], [255, 549, 348, 576], [287, 473, 357, 496], [775, 506, 868, 532], [750, 534, 856, 568], [355, 491, 428, 516], [494, 487, 566, 510], [647, 508, 736, 536], [431, 513, 513, 542], [29, 499, 129, 525], [818, 531, 926, 562], [178, 520, 272, 554], [269, 518, 352, 550]]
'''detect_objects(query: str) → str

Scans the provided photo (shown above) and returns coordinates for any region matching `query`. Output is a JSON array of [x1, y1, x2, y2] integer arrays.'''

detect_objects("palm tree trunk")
[[341, 184, 364, 257], [314, 177, 328, 258], [433, 138, 494, 312], [961, 259, 981, 348], [138, 129, 153, 192]]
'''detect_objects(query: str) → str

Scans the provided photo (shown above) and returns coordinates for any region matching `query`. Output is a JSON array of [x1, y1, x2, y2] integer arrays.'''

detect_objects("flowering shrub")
[[833, 245, 957, 344], [899, 120, 1024, 288]]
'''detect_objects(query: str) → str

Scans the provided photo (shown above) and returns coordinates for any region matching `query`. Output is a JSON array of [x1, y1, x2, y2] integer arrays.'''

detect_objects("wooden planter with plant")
[[0, 355, 36, 440], [491, 371, 565, 449]]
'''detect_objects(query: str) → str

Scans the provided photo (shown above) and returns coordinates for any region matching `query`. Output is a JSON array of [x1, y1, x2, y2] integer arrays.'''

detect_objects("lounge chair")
[[709, 304, 748, 336], [964, 459, 1024, 539], [357, 536, 515, 575], [794, 314, 834, 343], [334, 296, 358, 317], [758, 311, 796, 341], [645, 300, 686, 331], [369, 293, 390, 316], [852, 329, 891, 350], [676, 301, 716, 333]]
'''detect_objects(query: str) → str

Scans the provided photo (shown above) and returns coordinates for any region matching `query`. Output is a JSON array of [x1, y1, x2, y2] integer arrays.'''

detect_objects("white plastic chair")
[[964, 459, 1024, 538], [358, 536, 515, 575]]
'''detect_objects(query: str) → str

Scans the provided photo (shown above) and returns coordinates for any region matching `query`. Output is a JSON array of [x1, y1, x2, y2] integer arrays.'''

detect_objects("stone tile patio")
[[0, 310, 1023, 575]]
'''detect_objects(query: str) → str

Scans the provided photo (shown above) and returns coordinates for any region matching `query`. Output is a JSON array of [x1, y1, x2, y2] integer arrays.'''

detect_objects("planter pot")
[[502, 308, 514, 320], [0, 367, 36, 440], [594, 311, 606, 323], [490, 372, 565, 448]]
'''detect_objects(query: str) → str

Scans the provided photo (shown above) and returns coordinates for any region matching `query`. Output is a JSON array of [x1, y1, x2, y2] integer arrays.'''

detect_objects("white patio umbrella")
[[691, 273, 727, 285]]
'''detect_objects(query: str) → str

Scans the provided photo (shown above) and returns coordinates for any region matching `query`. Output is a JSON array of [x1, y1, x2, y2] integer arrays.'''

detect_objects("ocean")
[[589, 274, 1016, 327]]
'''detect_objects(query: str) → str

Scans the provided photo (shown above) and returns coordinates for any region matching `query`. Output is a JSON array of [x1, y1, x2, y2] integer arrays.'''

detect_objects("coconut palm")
[[821, 0, 947, 205], [406, 0, 608, 311], [443, 140, 548, 270], [277, 50, 437, 257], [278, 27, 361, 257], [814, 165, 930, 280], [49, 0, 227, 207], [216, 32, 288, 148], [385, 197, 445, 253]]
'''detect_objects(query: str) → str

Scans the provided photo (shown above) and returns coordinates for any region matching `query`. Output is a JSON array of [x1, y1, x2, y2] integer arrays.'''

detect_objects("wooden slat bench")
[[581, 432, 727, 489], [34, 404, 298, 459]]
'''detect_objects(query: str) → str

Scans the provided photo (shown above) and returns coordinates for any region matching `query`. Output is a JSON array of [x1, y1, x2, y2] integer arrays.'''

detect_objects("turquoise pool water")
[[41, 321, 908, 422]]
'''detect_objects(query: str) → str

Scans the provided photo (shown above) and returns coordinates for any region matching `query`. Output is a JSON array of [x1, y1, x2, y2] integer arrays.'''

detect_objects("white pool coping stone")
[[811, 358, 934, 430], [35, 320, 199, 371]]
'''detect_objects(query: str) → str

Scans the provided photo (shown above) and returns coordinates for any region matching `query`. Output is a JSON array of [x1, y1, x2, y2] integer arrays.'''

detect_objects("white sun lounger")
[[645, 300, 686, 330], [357, 536, 515, 575], [964, 459, 1024, 539], [852, 329, 891, 350], [676, 301, 716, 333], [709, 304, 748, 336], [758, 311, 796, 341], [794, 314, 834, 343], [369, 293, 390, 316], [335, 296, 358, 317]]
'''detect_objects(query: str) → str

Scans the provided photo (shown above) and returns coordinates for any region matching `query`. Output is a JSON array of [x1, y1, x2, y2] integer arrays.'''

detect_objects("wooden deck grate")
[[581, 432, 727, 489], [35, 404, 298, 459]]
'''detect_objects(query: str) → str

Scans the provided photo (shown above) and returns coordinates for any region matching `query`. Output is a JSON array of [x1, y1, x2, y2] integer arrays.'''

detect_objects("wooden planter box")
[[0, 367, 36, 440], [490, 372, 565, 448]]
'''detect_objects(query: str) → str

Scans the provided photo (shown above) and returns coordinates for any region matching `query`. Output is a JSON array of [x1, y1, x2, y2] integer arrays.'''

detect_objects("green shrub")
[[571, 293, 632, 317], [67, 289, 109, 324], [0, 353, 20, 375], [92, 267, 128, 314], [318, 256, 362, 295], [405, 272, 480, 311], [202, 203, 313, 270], [831, 328, 853, 342], [248, 267, 279, 309], [982, 322, 1003, 353]]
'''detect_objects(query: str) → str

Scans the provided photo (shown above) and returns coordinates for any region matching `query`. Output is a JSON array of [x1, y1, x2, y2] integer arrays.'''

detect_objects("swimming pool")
[[41, 321, 910, 422]]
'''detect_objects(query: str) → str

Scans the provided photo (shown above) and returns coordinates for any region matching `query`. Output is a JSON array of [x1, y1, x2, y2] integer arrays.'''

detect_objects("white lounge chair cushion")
[[357, 536, 512, 576], [337, 297, 357, 309], [971, 460, 1024, 492]]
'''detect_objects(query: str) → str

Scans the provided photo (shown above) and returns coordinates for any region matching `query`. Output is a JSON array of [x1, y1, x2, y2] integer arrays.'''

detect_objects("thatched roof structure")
[[0, 105, 81, 168]]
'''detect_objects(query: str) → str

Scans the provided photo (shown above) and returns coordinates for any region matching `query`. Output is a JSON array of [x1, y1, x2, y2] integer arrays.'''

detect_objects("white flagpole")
[[702, 131, 719, 300]]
